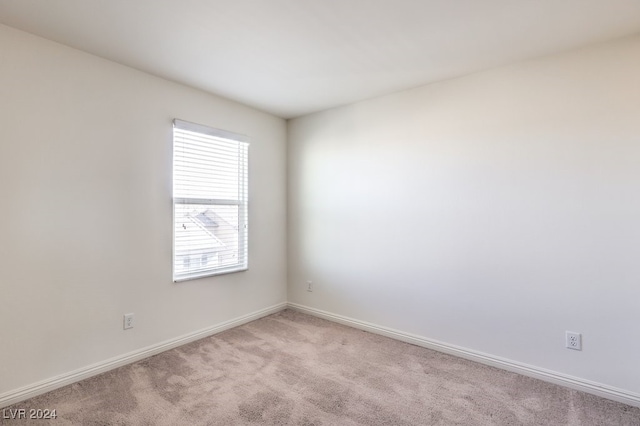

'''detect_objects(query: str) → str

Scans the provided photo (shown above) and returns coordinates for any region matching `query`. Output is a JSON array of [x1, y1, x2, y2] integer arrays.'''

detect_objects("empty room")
[[1, 1, 639, 424]]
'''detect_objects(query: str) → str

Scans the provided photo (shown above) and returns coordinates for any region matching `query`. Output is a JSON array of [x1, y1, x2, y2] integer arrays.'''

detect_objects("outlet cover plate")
[[566, 331, 581, 350], [124, 313, 135, 330]]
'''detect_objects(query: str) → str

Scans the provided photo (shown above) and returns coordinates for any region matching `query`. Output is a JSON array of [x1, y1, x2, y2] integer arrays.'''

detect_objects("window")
[[172, 119, 249, 281]]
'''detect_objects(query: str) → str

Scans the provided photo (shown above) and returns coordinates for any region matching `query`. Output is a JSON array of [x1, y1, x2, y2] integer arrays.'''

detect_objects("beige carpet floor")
[[2, 310, 639, 425]]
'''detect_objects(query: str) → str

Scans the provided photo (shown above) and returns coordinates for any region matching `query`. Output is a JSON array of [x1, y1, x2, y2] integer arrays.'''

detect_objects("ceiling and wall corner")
[[1, 0, 640, 118]]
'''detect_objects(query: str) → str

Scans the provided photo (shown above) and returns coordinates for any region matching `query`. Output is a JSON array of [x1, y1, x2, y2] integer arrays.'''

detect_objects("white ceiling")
[[1, 1, 640, 118]]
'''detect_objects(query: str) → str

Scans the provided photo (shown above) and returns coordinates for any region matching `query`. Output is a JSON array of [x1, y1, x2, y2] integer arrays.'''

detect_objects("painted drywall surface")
[[0, 24, 287, 394], [288, 35, 640, 393]]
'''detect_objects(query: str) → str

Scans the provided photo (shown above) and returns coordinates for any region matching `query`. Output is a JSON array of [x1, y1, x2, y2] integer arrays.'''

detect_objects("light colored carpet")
[[2, 310, 639, 425]]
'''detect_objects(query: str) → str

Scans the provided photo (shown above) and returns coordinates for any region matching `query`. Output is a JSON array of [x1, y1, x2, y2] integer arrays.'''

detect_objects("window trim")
[[172, 119, 249, 282]]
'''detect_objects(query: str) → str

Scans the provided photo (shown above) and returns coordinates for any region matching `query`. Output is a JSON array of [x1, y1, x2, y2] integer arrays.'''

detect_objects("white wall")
[[0, 24, 287, 396], [288, 34, 640, 396]]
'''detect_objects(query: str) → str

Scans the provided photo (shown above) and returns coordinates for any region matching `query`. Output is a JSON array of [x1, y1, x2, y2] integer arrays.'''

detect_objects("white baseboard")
[[287, 302, 640, 408], [4, 301, 638, 409], [0, 302, 287, 409]]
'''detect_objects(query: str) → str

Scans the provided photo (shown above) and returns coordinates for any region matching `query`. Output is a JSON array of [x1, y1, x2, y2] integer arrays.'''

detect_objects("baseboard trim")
[[287, 302, 640, 408], [0, 302, 287, 409]]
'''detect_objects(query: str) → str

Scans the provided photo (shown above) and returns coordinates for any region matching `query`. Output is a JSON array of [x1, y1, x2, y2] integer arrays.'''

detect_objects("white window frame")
[[172, 119, 249, 282]]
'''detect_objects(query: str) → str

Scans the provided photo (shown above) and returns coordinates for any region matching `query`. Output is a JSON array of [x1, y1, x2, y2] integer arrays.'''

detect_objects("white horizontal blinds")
[[173, 119, 249, 281]]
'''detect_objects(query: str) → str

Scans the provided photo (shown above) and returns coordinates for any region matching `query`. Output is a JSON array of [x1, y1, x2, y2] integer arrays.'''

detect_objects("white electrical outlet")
[[566, 331, 581, 350], [123, 313, 135, 330], [306, 281, 313, 292]]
